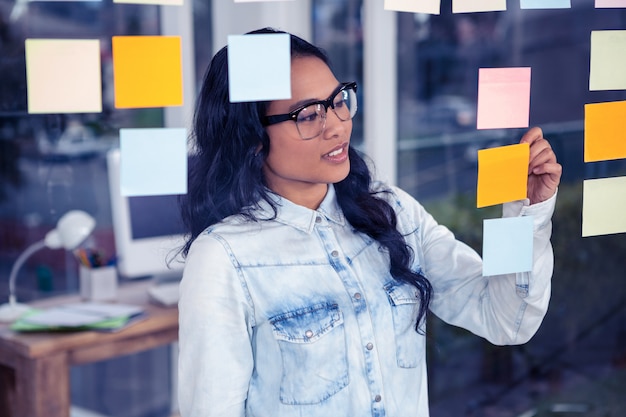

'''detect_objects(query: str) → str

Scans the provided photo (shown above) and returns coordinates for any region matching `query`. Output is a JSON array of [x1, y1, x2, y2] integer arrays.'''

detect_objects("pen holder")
[[80, 265, 117, 301]]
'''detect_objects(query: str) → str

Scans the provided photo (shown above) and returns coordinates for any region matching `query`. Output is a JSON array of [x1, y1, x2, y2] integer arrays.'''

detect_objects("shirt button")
[[305, 330, 313, 338], [315, 216, 322, 223], [374, 395, 382, 402], [331, 250, 339, 257], [354, 292, 362, 300], [366, 342, 374, 351]]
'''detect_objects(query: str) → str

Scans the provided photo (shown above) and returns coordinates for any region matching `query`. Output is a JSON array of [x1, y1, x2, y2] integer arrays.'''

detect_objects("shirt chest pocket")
[[270, 303, 349, 405], [384, 281, 424, 368]]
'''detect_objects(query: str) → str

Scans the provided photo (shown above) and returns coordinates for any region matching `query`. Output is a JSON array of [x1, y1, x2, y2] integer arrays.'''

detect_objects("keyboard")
[[147, 282, 180, 307]]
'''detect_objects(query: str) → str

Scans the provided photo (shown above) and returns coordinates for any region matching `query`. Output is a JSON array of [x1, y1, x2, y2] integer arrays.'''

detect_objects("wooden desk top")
[[0, 280, 178, 365]]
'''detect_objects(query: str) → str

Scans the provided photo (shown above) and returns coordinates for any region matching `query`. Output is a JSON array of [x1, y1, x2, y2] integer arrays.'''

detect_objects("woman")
[[178, 28, 561, 417]]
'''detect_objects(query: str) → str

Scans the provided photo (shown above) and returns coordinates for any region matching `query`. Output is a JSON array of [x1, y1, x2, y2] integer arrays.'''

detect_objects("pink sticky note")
[[477, 67, 531, 130], [595, 0, 626, 7]]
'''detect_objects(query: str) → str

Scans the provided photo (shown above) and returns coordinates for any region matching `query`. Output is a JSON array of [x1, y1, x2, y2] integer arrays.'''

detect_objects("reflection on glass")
[[397, 4, 626, 416]]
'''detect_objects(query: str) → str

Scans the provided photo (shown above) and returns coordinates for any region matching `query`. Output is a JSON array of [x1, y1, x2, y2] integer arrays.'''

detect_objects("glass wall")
[[313, 0, 364, 145], [396, 1, 626, 415]]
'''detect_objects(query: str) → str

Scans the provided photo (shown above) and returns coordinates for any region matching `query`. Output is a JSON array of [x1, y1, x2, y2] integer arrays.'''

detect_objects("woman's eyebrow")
[[288, 83, 342, 112]]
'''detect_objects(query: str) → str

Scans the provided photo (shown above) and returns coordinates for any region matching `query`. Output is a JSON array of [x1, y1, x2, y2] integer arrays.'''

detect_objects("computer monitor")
[[106, 148, 186, 281]]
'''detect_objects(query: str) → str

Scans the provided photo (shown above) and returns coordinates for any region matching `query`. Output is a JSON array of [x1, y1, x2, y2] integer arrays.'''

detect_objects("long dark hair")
[[180, 28, 432, 331]]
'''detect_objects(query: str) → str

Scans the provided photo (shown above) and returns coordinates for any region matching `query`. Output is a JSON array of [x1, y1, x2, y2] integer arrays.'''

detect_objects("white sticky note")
[[483, 216, 534, 276], [26, 39, 102, 114], [582, 176, 626, 237], [453, 0, 506, 13], [589, 30, 626, 91], [384, 0, 441, 14], [521, 0, 571, 8], [120, 128, 188, 197], [228, 33, 291, 102]]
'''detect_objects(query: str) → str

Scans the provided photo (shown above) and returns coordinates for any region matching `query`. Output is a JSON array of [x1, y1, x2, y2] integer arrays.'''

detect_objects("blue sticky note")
[[520, 0, 570, 8], [228, 33, 291, 103], [482, 216, 534, 276], [120, 128, 188, 197]]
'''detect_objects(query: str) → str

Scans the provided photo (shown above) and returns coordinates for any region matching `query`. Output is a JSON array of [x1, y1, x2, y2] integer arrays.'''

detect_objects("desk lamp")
[[0, 210, 95, 322]]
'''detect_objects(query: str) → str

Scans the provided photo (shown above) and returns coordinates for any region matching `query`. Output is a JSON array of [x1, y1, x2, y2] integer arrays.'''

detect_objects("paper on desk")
[[21, 302, 143, 327]]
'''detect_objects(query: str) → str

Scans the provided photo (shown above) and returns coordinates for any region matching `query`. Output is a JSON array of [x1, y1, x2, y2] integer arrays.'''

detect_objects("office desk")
[[0, 280, 179, 417]]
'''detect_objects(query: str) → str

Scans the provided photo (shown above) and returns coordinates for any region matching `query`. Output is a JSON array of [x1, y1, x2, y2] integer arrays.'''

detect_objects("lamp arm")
[[7, 239, 47, 305]]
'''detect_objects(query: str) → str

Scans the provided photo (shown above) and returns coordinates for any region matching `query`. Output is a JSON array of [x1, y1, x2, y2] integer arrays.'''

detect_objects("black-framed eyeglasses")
[[261, 82, 358, 140]]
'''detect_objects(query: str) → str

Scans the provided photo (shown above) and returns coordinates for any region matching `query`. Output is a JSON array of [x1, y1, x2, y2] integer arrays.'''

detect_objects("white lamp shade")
[[44, 210, 96, 250]]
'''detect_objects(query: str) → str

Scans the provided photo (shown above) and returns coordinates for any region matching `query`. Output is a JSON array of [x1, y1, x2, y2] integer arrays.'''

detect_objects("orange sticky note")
[[477, 143, 529, 208], [112, 36, 183, 108], [477, 67, 531, 130], [584, 100, 626, 162]]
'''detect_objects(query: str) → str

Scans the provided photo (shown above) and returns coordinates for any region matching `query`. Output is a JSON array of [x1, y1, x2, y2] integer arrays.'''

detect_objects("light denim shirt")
[[178, 184, 556, 417]]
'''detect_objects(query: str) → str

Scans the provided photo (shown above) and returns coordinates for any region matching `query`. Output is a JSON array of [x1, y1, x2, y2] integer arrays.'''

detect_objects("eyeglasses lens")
[[295, 86, 357, 140]]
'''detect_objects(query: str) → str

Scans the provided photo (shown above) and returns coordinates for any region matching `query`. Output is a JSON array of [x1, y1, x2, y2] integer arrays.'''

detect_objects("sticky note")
[[521, 0, 571, 8], [477, 67, 531, 130], [483, 216, 534, 276], [595, 0, 626, 7], [120, 128, 188, 197], [227, 33, 291, 102], [25, 39, 102, 114], [589, 31, 626, 91], [477, 143, 529, 208], [583, 177, 626, 237], [112, 36, 183, 108], [453, 0, 506, 13], [114, 0, 182, 4], [584, 101, 626, 162], [384, 0, 441, 14]]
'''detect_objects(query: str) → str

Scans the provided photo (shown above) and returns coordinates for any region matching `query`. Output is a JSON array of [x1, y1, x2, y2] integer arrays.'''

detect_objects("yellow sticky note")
[[112, 36, 183, 108], [584, 100, 626, 162], [26, 39, 102, 114], [477, 143, 529, 208], [589, 30, 626, 91], [583, 176, 626, 237]]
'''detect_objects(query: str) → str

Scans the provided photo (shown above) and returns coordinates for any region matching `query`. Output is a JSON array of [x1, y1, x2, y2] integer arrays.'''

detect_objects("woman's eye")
[[334, 99, 346, 109], [297, 108, 320, 123]]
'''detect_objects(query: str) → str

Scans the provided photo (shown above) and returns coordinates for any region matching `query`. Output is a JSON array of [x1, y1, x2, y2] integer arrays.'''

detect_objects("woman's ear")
[[254, 143, 263, 156]]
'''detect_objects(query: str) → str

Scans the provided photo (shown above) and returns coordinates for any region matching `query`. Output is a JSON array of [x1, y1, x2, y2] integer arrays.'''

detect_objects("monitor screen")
[[128, 195, 185, 240], [107, 148, 186, 280]]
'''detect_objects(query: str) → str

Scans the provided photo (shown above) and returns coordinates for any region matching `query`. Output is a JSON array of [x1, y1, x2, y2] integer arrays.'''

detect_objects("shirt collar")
[[257, 184, 346, 233]]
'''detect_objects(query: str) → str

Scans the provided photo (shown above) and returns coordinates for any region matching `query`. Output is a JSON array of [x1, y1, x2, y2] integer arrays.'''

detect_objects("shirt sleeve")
[[393, 186, 557, 345], [178, 231, 255, 417]]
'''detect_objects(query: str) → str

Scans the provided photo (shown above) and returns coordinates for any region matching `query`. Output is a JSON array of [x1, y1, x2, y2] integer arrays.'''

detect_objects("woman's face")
[[263, 56, 353, 209]]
